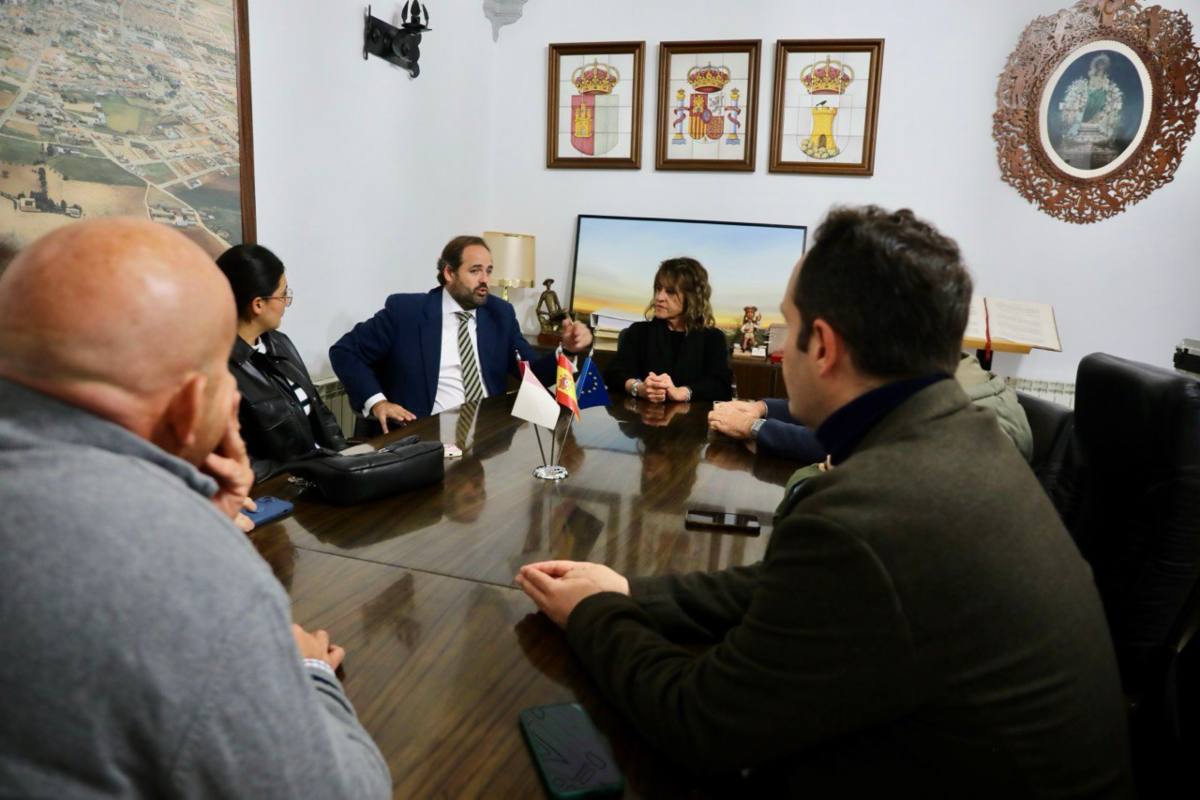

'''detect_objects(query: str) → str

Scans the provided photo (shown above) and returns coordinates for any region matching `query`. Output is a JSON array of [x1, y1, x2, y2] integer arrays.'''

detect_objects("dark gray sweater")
[[0, 377, 390, 798]]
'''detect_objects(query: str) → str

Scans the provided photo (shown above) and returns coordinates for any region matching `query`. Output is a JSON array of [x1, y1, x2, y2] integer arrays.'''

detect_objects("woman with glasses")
[[216, 244, 348, 481], [603, 257, 732, 404]]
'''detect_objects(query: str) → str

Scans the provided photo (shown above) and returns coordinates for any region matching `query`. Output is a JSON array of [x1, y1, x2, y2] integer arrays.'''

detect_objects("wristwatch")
[[631, 380, 643, 398], [749, 418, 766, 440]]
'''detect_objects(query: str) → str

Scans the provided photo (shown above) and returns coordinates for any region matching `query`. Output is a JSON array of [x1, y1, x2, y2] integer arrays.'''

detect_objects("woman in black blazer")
[[216, 244, 348, 481], [603, 257, 732, 403]]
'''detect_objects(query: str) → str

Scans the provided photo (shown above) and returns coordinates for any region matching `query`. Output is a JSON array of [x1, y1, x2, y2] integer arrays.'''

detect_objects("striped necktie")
[[455, 399, 480, 449], [455, 311, 484, 404]]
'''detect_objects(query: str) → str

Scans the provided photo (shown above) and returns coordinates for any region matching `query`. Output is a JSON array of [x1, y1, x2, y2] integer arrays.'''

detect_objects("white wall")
[[250, 0, 1200, 383], [247, 0, 497, 376], [487, 0, 1200, 382]]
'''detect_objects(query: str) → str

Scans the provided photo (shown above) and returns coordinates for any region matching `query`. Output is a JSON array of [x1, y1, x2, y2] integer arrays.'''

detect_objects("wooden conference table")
[[250, 394, 798, 798]]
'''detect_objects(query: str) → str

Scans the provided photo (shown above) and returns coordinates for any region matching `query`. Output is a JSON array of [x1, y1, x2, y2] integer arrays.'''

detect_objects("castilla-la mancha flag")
[[555, 354, 580, 420]]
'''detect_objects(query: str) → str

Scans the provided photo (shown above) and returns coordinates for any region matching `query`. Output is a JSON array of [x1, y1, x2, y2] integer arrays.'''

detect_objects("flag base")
[[532, 465, 569, 481]]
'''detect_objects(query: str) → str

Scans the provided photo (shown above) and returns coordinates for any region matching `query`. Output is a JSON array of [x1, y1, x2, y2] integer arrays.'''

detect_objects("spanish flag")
[[555, 353, 580, 420]]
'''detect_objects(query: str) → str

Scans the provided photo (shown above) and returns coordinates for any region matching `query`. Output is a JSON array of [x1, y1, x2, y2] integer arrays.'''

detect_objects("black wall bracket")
[[363, 3, 432, 79]]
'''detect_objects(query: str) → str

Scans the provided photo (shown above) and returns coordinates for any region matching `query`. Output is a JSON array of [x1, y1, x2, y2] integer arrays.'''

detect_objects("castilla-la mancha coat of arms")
[[570, 60, 620, 156]]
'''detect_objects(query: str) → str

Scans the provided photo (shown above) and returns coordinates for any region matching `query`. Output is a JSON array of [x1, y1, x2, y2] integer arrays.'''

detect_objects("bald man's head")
[[0, 219, 239, 462]]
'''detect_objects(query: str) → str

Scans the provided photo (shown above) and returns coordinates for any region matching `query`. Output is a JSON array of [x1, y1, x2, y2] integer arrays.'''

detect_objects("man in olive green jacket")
[[956, 351, 1033, 461], [517, 206, 1132, 797]]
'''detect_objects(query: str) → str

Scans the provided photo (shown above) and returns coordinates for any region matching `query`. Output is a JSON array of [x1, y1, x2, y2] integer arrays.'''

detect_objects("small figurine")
[[536, 278, 567, 336], [740, 305, 762, 352]]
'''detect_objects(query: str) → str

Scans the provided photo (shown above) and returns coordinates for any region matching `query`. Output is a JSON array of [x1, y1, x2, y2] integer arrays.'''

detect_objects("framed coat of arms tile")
[[768, 39, 885, 176], [546, 41, 645, 169], [655, 40, 761, 172]]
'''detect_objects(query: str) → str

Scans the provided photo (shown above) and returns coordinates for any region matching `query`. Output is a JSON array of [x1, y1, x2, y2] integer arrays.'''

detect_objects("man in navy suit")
[[330, 235, 593, 433]]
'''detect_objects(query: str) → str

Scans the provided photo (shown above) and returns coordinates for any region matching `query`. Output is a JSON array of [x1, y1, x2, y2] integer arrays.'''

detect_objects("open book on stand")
[[963, 296, 1061, 354]]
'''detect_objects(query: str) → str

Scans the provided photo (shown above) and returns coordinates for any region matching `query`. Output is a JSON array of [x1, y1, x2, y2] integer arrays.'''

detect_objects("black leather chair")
[[1024, 354, 1200, 794], [1015, 389, 1076, 511], [1068, 354, 1200, 717]]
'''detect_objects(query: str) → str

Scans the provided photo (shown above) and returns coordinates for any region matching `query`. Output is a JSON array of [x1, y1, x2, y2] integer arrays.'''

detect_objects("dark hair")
[[436, 235, 489, 286], [645, 257, 716, 332], [794, 206, 972, 378], [0, 236, 18, 279], [216, 243, 286, 321]]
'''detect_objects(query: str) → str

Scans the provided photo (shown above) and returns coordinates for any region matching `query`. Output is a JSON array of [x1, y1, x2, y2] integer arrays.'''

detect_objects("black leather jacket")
[[231, 330, 347, 481]]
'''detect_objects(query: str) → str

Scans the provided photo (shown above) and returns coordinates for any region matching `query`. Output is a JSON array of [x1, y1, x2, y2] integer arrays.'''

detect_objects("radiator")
[[1005, 377, 1076, 409]]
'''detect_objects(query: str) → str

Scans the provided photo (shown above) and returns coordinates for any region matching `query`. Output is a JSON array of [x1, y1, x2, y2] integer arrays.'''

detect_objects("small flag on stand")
[[575, 357, 610, 409], [511, 360, 560, 429], [555, 353, 580, 420]]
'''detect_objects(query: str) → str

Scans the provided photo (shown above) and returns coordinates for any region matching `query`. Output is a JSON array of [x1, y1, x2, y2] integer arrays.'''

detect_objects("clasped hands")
[[707, 399, 767, 439], [515, 560, 630, 628], [625, 395, 690, 427], [636, 372, 690, 404], [292, 623, 346, 670]]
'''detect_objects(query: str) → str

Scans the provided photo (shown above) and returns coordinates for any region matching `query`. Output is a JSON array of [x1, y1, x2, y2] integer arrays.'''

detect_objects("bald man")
[[0, 220, 390, 798]]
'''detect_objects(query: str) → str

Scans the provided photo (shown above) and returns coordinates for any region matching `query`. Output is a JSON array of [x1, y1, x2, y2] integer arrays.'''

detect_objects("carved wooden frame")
[[994, 0, 1200, 223]]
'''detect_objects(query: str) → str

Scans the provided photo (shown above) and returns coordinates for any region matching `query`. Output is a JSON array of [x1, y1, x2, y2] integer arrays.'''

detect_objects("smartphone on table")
[[684, 509, 761, 535], [244, 496, 294, 526], [519, 703, 623, 798]]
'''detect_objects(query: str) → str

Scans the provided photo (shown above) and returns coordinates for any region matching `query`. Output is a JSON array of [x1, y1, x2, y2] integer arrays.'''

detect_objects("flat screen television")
[[568, 214, 807, 333]]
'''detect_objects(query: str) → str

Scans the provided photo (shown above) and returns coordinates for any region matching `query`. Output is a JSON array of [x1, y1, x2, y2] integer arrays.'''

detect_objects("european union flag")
[[576, 357, 610, 409]]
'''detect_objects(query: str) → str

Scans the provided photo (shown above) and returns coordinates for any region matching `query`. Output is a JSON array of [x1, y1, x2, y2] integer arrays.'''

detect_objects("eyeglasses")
[[262, 287, 294, 307]]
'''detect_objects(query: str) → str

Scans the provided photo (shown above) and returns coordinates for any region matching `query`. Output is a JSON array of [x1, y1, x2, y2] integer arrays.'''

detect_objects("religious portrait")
[[1038, 41, 1152, 179], [993, 1, 1199, 223]]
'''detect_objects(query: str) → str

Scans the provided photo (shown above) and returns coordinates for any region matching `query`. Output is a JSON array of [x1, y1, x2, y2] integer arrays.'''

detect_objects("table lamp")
[[482, 231, 535, 302]]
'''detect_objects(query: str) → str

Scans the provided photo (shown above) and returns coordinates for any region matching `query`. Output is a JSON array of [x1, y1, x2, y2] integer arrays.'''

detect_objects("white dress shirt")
[[362, 289, 487, 417]]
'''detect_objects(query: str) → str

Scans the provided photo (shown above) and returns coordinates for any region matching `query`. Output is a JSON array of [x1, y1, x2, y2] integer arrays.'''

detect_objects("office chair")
[[1014, 389, 1077, 513], [1067, 353, 1200, 792]]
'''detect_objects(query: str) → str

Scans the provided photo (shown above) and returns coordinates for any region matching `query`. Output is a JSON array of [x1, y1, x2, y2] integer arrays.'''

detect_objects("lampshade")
[[482, 231, 535, 294]]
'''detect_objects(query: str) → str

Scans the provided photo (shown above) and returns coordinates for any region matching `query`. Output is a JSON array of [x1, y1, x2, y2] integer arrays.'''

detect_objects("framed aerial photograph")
[[655, 40, 761, 172], [0, 0, 255, 253], [546, 41, 645, 169], [769, 39, 884, 175]]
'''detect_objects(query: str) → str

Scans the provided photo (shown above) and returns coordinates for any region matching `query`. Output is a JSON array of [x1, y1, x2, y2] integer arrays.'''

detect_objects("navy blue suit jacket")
[[329, 288, 556, 418], [757, 397, 828, 463]]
